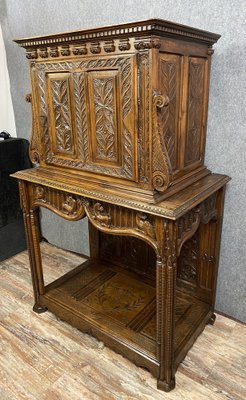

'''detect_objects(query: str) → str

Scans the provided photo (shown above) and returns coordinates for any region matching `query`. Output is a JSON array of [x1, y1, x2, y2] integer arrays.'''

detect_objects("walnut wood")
[[13, 19, 221, 203], [12, 19, 230, 392]]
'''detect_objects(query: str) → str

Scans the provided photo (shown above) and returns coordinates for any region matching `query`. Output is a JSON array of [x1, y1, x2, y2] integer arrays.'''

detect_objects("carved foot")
[[33, 303, 48, 314], [157, 378, 175, 392], [208, 313, 216, 325]]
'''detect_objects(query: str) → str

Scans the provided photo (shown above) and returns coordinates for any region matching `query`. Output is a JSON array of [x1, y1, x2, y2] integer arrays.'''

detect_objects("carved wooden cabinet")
[[13, 19, 230, 392]]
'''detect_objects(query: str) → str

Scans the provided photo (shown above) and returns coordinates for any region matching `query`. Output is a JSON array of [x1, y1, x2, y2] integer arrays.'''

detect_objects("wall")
[[0, 23, 16, 135], [1, 0, 245, 322]]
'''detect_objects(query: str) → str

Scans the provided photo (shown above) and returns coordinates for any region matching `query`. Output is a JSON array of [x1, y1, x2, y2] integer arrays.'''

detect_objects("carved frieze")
[[32, 185, 85, 221], [83, 199, 159, 254]]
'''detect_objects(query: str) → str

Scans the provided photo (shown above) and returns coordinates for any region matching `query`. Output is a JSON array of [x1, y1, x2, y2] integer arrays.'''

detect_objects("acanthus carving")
[[136, 213, 156, 240], [90, 202, 111, 227], [152, 91, 172, 192], [32, 185, 85, 221]]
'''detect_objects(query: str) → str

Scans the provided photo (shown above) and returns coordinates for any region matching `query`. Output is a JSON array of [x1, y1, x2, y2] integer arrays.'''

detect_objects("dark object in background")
[[0, 138, 32, 261], [0, 130, 11, 140]]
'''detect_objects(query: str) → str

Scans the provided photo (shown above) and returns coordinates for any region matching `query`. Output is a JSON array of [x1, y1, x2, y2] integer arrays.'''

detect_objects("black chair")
[[0, 138, 32, 261]]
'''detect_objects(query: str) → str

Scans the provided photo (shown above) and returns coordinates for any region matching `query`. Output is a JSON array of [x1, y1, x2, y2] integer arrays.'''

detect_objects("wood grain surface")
[[0, 242, 245, 400]]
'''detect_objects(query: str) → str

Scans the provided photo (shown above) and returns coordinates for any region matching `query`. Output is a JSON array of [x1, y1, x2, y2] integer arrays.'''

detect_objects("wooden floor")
[[0, 242, 245, 400]]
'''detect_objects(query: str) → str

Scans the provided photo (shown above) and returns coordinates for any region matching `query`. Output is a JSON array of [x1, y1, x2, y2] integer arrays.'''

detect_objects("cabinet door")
[[35, 55, 138, 181], [184, 57, 208, 167], [159, 53, 182, 173]]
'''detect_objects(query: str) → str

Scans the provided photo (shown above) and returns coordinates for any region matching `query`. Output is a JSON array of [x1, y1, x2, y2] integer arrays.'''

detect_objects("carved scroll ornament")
[[152, 91, 172, 192], [177, 193, 218, 255]]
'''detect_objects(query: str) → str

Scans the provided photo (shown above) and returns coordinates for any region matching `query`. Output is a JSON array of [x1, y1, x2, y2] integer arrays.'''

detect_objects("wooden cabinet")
[[16, 18, 220, 203], [12, 19, 230, 392]]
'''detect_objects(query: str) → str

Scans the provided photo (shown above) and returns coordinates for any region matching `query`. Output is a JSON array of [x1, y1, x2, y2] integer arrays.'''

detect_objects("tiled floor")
[[0, 242, 245, 399]]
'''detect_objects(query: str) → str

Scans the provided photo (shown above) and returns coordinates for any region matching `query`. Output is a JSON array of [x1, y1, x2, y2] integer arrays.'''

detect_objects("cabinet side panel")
[[159, 54, 182, 172], [184, 57, 207, 166]]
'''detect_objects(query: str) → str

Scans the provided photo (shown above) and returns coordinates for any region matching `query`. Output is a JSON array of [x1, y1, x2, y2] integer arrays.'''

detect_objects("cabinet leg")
[[208, 313, 216, 325], [157, 377, 176, 392], [20, 180, 46, 312], [33, 303, 47, 314]]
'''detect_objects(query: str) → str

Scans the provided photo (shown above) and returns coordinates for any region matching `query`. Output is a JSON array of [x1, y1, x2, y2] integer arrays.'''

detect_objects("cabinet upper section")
[[15, 19, 220, 204]]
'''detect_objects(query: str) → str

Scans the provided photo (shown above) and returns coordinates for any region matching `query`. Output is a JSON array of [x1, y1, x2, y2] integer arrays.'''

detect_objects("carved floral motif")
[[50, 78, 73, 153], [92, 77, 117, 162]]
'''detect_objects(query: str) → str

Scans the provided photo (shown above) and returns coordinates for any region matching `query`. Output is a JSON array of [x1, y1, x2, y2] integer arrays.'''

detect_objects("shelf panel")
[[40, 258, 210, 374]]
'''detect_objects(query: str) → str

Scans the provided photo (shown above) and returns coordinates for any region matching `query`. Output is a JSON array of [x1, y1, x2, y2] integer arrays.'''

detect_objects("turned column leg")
[[19, 181, 47, 313], [156, 220, 177, 392]]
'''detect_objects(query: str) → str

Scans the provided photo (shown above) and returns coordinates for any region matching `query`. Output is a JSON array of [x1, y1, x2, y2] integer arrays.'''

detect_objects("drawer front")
[[36, 55, 138, 181]]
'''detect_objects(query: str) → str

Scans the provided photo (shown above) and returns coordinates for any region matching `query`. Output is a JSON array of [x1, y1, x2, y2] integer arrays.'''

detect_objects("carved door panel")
[[36, 55, 137, 181], [159, 53, 182, 173], [184, 57, 208, 167]]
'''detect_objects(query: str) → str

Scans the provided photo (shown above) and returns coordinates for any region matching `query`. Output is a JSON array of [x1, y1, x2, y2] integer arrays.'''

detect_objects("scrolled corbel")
[[152, 91, 172, 193]]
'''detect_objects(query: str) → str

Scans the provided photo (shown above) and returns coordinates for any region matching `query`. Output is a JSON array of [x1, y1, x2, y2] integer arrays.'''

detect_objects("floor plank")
[[0, 242, 245, 400]]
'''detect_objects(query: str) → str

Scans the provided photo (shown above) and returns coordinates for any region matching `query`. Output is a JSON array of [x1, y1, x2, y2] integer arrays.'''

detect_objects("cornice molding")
[[14, 18, 220, 50]]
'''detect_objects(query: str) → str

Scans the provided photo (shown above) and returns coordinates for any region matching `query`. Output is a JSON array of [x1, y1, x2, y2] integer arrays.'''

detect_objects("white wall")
[[0, 23, 16, 136]]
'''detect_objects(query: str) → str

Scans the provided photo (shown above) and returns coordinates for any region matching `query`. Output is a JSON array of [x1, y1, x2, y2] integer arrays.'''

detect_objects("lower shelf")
[[40, 258, 211, 376]]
